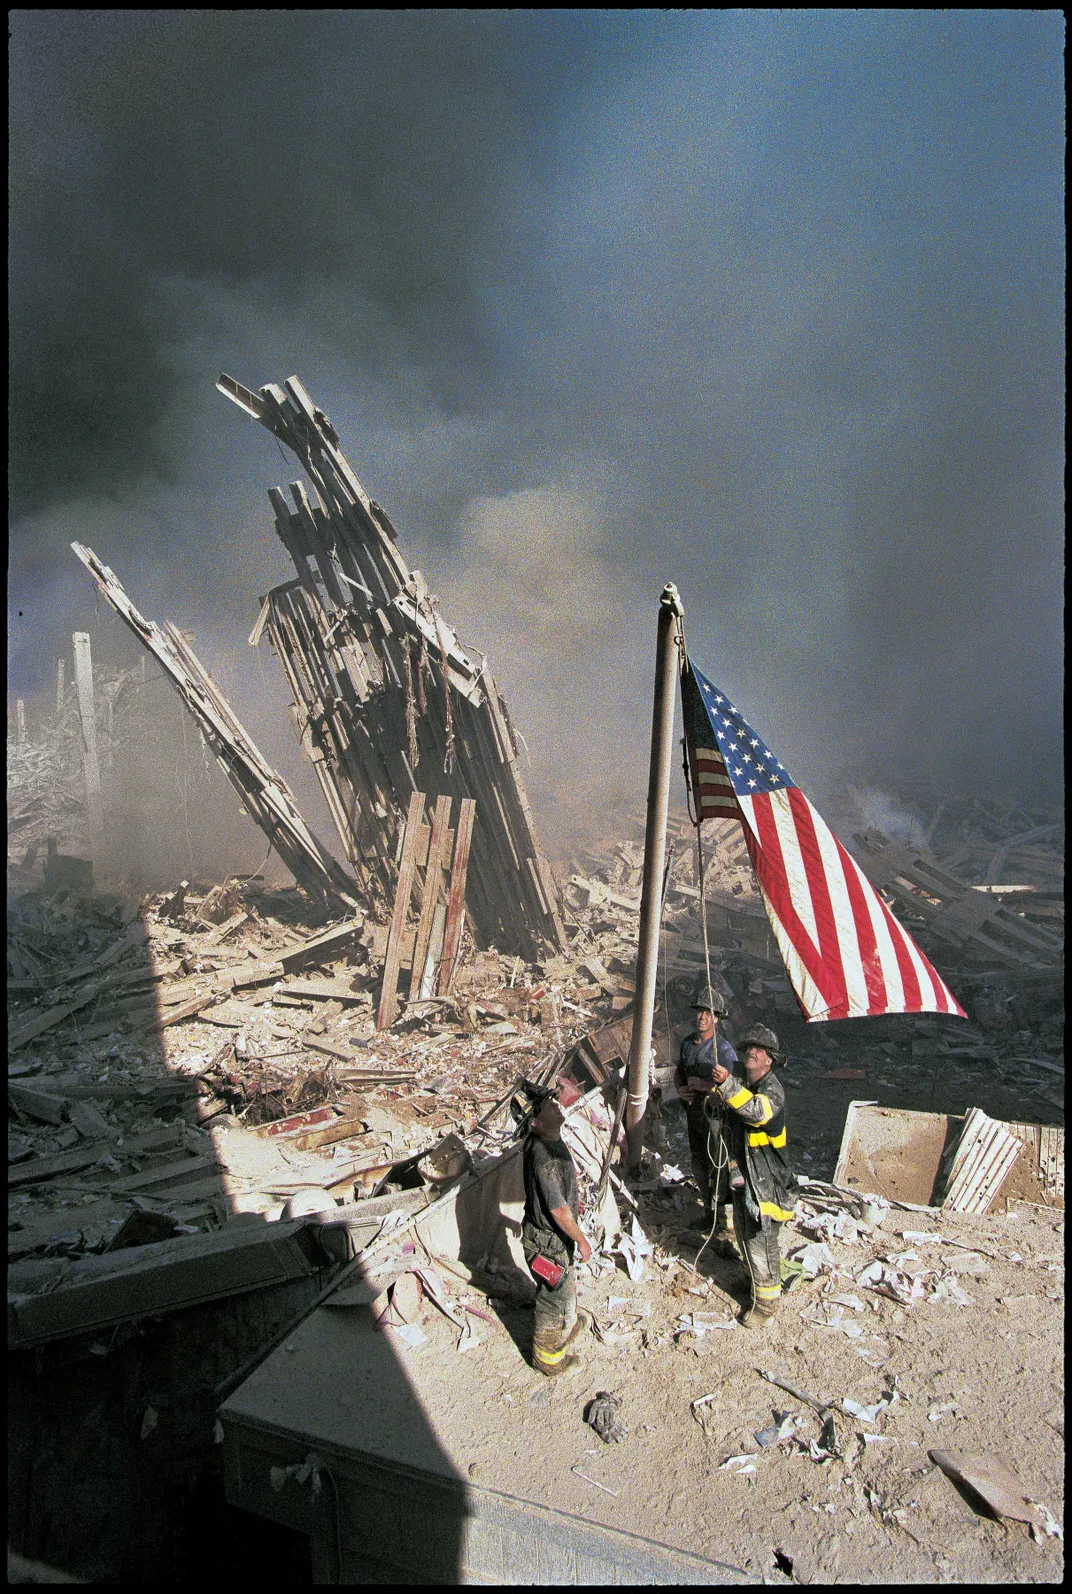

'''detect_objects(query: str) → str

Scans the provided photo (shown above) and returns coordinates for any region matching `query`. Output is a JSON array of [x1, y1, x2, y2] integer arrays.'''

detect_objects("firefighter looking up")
[[674, 983, 740, 1249], [707, 1023, 795, 1326], [519, 1084, 591, 1376]]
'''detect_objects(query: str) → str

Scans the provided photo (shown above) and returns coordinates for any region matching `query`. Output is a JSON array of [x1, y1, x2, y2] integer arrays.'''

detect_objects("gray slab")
[[219, 1303, 753, 1584]]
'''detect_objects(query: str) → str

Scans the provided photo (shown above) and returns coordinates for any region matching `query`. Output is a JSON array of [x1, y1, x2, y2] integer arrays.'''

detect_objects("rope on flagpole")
[[677, 627, 730, 1261], [677, 625, 715, 1001]]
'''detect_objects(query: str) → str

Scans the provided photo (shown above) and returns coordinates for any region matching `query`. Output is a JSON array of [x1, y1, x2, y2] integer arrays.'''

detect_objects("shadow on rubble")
[[6, 870, 466, 1586]]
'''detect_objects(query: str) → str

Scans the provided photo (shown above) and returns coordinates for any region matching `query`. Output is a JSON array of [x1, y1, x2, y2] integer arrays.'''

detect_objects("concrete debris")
[[6, 614, 1064, 1585]]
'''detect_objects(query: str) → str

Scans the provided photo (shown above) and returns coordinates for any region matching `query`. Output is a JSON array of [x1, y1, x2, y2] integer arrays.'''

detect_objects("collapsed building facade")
[[74, 373, 566, 984], [220, 372, 565, 958]]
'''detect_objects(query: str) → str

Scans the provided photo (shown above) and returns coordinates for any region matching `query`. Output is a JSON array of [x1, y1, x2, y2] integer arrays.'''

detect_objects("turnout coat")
[[708, 1067, 795, 1223]]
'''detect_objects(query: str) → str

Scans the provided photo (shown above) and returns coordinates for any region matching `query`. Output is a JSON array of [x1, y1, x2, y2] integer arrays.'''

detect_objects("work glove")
[[585, 1391, 626, 1444]]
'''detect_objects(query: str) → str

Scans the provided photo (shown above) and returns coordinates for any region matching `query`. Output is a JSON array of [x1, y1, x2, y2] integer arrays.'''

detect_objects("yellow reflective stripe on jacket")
[[747, 1126, 787, 1148], [759, 1200, 796, 1223], [725, 1086, 751, 1110]]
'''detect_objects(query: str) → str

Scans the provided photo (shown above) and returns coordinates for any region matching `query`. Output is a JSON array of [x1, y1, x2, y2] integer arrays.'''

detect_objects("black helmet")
[[509, 1079, 556, 1130], [738, 1023, 784, 1064], [691, 982, 728, 1017]]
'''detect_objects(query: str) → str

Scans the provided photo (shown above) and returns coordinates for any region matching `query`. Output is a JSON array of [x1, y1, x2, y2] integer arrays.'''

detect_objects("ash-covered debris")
[[6, 862, 627, 1266], [7, 689, 99, 885], [9, 781, 1063, 1268]]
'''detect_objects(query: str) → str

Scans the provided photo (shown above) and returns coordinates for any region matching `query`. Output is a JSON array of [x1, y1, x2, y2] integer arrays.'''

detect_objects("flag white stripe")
[[760, 898, 833, 1019], [897, 908, 943, 1010], [755, 791, 820, 952], [806, 797, 873, 1018], [853, 854, 908, 1012]]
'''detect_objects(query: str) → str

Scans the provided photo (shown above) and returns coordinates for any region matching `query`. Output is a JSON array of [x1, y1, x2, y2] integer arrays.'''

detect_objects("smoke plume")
[[9, 11, 1064, 873]]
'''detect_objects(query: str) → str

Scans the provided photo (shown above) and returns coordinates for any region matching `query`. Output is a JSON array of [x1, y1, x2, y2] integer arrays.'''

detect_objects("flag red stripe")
[[690, 742, 739, 821], [874, 891, 924, 1010], [744, 793, 849, 1018], [785, 788, 852, 1017], [832, 829, 889, 1014]]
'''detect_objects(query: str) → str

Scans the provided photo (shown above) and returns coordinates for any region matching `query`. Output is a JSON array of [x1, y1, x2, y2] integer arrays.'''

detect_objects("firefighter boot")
[[739, 1293, 780, 1329], [532, 1321, 584, 1376]]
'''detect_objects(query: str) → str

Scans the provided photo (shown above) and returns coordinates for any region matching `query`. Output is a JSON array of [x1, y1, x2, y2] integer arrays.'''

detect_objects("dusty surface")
[[284, 1160, 1063, 1586], [8, 792, 1064, 1584]]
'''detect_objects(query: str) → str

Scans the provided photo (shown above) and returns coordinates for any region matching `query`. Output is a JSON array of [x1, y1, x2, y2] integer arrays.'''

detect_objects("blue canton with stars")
[[688, 663, 797, 796]]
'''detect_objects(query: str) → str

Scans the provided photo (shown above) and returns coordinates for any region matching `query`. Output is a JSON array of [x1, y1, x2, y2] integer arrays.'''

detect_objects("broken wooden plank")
[[377, 791, 427, 1029], [23, 1079, 192, 1102], [409, 795, 453, 1002], [231, 960, 286, 989], [94, 919, 149, 971], [277, 919, 364, 971], [438, 797, 476, 996], [8, 1084, 66, 1124], [9, 1125, 185, 1189], [72, 631, 105, 863], [140, 990, 218, 1031], [108, 1154, 221, 1193], [301, 1034, 359, 1062], [9, 985, 109, 1051], [333, 1067, 418, 1084], [281, 978, 369, 1004], [203, 909, 249, 945], [8, 1219, 327, 1347]]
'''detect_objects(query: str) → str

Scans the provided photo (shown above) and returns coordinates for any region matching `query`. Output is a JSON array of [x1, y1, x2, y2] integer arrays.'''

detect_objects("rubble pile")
[[6, 867, 629, 1265], [7, 699, 90, 887], [9, 774, 1064, 1269], [219, 372, 566, 955]]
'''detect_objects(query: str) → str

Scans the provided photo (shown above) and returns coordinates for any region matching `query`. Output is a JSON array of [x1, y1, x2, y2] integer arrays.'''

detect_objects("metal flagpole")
[[625, 583, 684, 1168]]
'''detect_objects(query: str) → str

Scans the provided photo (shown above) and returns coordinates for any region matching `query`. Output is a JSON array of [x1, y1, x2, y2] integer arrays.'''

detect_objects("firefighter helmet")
[[691, 982, 729, 1017], [738, 1023, 785, 1064]]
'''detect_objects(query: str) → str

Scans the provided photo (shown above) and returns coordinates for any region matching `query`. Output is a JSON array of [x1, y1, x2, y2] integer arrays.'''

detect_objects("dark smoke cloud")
[[9, 10, 1064, 864]]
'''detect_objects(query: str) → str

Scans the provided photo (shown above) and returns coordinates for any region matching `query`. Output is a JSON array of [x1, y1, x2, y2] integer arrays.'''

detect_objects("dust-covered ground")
[[385, 1131, 1064, 1585]]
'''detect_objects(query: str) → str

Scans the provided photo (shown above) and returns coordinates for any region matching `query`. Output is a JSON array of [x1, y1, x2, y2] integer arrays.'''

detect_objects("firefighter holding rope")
[[706, 1022, 795, 1327]]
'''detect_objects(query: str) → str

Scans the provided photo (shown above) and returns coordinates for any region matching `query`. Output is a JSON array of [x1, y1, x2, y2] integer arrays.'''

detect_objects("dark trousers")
[[523, 1229, 577, 1364], [731, 1190, 782, 1306], [686, 1098, 734, 1207]]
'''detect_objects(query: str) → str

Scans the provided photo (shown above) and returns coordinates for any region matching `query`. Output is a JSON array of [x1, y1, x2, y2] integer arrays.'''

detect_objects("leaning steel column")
[[72, 631, 106, 869], [625, 583, 684, 1168]]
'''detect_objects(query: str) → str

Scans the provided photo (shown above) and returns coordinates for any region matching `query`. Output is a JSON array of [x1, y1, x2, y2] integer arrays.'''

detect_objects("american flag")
[[682, 660, 965, 1023]]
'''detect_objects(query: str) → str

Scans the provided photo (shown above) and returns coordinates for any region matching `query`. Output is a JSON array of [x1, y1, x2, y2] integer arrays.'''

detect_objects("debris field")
[[7, 371, 1064, 1584]]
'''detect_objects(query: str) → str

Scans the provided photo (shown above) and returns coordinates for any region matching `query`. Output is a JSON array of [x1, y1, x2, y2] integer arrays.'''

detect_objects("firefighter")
[[518, 1084, 591, 1375], [674, 982, 740, 1249], [707, 1022, 795, 1326]]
